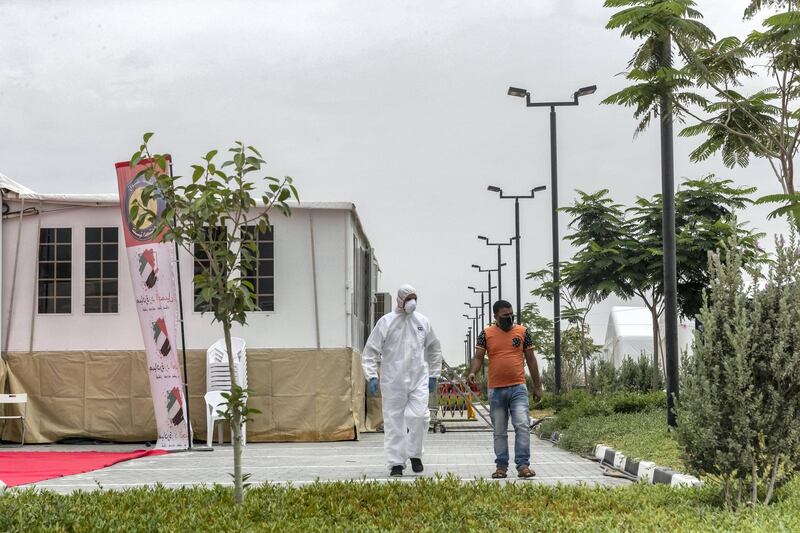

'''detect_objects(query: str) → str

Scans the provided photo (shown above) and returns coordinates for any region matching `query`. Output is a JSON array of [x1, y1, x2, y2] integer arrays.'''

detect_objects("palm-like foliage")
[[603, 0, 715, 132], [680, 90, 781, 167]]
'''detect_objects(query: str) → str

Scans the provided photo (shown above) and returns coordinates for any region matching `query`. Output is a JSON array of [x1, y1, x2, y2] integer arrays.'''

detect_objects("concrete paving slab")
[[17, 432, 629, 493]]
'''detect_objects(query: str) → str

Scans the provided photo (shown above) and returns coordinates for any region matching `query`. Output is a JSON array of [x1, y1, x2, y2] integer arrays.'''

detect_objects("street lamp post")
[[464, 304, 481, 345], [487, 186, 546, 325], [469, 286, 496, 331], [472, 263, 506, 310], [462, 314, 475, 353], [507, 83, 596, 396], [478, 236, 516, 300]]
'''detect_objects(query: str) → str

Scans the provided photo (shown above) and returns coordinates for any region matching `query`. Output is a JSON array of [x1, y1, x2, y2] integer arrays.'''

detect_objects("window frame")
[[241, 224, 275, 313], [83, 226, 120, 315], [37, 227, 73, 315]]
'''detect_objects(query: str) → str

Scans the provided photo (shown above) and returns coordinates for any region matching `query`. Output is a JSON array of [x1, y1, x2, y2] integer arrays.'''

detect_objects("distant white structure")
[[602, 306, 694, 369], [603, 306, 654, 368]]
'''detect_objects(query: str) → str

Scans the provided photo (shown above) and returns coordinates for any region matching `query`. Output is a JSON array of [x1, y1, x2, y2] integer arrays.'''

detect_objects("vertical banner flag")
[[115, 158, 189, 450]]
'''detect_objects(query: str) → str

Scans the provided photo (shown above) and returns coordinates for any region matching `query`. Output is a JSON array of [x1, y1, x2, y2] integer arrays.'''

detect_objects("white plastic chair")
[[204, 391, 247, 447], [0, 393, 27, 446], [205, 338, 248, 447], [206, 337, 247, 391]]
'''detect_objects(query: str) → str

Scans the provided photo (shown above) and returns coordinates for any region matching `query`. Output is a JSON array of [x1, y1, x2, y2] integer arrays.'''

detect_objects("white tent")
[[603, 305, 695, 369], [603, 306, 654, 368]]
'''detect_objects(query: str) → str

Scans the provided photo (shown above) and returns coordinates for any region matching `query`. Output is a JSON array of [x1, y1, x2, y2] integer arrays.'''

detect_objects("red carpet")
[[0, 450, 167, 487]]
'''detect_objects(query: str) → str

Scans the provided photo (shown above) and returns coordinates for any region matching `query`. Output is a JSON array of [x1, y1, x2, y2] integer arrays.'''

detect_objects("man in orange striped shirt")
[[468, 299, 542, 479]]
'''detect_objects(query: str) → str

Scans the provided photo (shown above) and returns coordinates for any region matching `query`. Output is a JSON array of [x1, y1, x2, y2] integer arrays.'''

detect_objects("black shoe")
[[390, 465, 404, 477], [410, 458, 424, 473]]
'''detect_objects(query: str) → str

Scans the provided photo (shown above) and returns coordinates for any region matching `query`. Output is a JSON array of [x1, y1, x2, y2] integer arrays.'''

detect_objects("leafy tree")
[[528, 268, 600, 387], [519, 302, 554, 360], [667, 1, 800, 225], [129, 133, 298, 505], [561, 177, 761, 385], [520, 303, 598, 392]]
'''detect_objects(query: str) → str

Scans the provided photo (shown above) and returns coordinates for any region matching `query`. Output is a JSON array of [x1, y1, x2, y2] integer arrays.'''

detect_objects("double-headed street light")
[[478, 236, 516, 300], [464, 304, 481, 345], [468, 285, 496, 331], [487, 186, 546, 325], [471, 263, 507, 309], [507, 83, 596, 396]]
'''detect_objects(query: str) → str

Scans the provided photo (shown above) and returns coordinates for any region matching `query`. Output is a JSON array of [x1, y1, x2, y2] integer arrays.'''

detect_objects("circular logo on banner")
[[125, 175, 165, 241]]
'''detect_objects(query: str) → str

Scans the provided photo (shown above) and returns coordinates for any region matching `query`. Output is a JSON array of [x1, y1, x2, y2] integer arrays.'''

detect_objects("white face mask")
[[404, 299, 417, 314]]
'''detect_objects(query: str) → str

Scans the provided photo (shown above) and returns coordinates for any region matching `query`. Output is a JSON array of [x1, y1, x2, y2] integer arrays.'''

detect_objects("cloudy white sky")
[[0, 0, 789, 364]]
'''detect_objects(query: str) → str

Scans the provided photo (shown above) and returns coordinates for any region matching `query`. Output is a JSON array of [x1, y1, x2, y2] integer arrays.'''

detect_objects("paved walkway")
[[19, 430, 628, 493]]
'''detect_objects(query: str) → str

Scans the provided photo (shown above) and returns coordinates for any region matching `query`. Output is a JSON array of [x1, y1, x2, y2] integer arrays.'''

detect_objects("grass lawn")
[[555, 408, 685, 471], [1, 477, 799, 531]]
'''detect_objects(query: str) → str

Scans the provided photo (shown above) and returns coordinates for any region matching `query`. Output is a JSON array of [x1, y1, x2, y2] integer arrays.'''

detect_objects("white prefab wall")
[[1, 202, 362, 352]]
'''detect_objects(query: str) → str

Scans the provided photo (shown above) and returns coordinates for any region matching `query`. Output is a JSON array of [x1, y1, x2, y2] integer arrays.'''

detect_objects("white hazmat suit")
[[361, 284, 443, 468]]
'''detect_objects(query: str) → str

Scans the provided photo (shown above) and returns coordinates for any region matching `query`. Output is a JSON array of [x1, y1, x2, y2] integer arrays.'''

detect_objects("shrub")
[[587, 358, 617, 394], [531, 391, 556, 411], [678, 232, 800, 507], [610, 391, 666, 414], [618, 355, 663, 392]]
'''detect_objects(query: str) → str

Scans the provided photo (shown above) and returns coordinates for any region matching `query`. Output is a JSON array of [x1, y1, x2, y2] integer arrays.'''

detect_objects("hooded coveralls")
[[361, 284, 443, 468]]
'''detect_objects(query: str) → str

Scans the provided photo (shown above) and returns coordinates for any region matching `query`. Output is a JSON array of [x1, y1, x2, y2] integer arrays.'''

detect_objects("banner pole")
[[168, 158, 193, 450]]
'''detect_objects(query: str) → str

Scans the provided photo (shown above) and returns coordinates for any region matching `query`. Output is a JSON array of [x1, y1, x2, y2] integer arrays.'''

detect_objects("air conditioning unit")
[[374, 292, 392, 325]]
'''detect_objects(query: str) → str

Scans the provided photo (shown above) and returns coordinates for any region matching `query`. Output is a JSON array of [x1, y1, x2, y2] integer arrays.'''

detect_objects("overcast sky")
[[0, 0, 789, 364]]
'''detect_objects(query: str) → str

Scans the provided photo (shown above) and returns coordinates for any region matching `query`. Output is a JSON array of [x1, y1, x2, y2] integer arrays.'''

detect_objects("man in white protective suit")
[[361, 284, 443, 477]]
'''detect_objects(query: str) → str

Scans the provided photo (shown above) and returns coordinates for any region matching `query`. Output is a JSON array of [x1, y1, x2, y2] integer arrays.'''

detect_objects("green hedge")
[[1, 477, 798, 531], [536, 390, 666, 434]]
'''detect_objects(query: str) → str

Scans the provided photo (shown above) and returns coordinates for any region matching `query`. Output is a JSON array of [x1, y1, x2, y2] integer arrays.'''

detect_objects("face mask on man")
[[404, 299, 417, 314], [498, 315, 514, 331]]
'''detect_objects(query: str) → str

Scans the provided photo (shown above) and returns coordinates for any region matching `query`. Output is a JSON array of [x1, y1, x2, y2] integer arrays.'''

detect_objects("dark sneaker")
[[390, 465, 404, 477], [410, 458, 424, 473]]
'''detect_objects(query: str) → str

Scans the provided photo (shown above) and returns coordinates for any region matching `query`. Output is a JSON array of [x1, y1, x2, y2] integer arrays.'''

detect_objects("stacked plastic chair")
[[204, 337, 248, 447]]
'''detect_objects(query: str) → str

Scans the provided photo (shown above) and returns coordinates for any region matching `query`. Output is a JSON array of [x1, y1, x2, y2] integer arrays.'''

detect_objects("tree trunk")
[[737, 478, 743, 507], [649, 306, 661, 390], [581, 321, 588, 387], [764, 455, 780, 505], [723, 476, 730, 509], [751, 461, 758, 505], [223, 323, 244, 505]]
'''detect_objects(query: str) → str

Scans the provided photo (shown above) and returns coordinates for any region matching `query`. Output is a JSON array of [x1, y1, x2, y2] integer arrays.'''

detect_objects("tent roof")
[[0, 173, 377, 262], [607, 306, 653, 339]]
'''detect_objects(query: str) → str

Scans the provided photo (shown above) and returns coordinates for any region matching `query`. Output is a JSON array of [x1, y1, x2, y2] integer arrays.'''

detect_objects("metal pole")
[[496, 245, 503, 300], [514, 198, 521, 324], [487, 271, 493, 315], [169, 159, 193, 449], [550, 106, 562, 396], [480, 292, 485, 331], [661, 34, 679, 428]]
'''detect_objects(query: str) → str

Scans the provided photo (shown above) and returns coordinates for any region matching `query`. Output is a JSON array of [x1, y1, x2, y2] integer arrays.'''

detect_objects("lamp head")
[[575, 85, 597, 97], [533, 185, 547, 194], [487, 185, 502, 194], [507, 86, 529, 98], [478, 235, 488, 242]]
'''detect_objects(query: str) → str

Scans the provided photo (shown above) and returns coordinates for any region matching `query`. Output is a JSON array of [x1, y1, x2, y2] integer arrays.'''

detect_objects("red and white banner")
[[115, 158, 189, 450]]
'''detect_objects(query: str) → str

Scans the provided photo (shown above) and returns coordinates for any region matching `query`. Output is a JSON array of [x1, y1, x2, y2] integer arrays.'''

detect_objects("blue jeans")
[[489, 384, 531, 470]]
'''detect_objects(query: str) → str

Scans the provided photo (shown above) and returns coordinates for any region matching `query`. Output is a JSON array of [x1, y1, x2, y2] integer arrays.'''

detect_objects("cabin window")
[[38, 228, 72, 314], [85, 227, 118, 313], [241, 225, 275, 311]]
